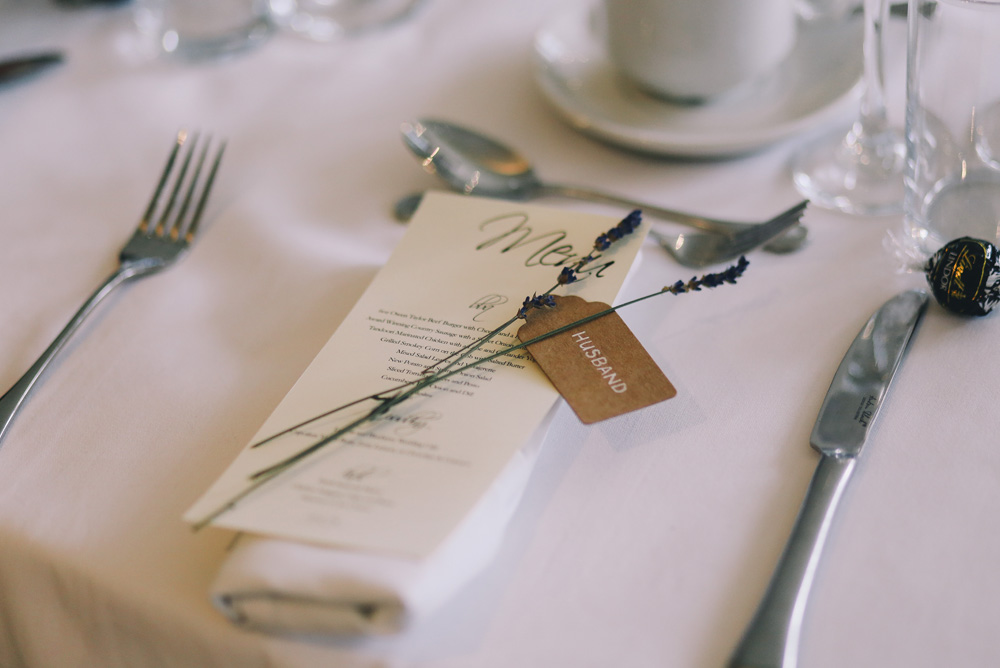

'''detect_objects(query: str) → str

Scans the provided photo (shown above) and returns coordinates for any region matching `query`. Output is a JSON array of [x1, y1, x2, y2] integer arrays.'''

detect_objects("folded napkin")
[[209, 409, 555, 636]]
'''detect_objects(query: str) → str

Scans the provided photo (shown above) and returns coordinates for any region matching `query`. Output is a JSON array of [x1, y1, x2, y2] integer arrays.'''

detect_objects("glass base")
[[791, 122, 906, 216], [133, 0, 275, 61], [905, 174, 1000, 256], [268, 0, 422, 41]]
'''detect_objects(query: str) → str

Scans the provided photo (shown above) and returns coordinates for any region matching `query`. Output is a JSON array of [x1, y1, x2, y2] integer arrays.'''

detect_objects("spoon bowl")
[[400, 119, 807, 253], [402, 120, 542, 198]]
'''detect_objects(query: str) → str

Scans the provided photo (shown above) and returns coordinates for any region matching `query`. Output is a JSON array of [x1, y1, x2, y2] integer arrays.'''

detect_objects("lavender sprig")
[[248, 210, 644, 452], [191, 250, 750, 530]]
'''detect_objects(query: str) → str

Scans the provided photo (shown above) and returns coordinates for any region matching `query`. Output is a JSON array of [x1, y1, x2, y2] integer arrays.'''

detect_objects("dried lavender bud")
[[558, 267, 578, 285]]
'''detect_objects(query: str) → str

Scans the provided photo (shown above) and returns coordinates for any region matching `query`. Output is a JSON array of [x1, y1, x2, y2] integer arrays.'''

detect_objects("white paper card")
[[185, 192, 646, 558]]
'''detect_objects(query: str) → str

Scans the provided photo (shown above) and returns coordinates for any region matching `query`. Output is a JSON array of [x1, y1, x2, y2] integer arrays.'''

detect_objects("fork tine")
[[750, 200, 808, 240], [184, 139, 226, 243], [138, 130, 187, 234], [767, 199, 809, 226], [777, 201, 808, 232], [734, 200, 809, 250], [171, 135, 211, 241], [155, 131, 200, 239]]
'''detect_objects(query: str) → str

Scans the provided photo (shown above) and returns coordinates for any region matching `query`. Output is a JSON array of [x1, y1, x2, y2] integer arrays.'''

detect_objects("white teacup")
[[603, 0, 798, 103]]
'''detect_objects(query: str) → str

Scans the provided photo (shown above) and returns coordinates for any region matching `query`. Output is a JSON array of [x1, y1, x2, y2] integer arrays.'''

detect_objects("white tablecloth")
[[1, 1, 998, 666]]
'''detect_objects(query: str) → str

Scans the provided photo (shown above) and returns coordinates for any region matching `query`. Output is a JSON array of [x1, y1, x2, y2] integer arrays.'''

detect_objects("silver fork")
[[0, 130, 225, 447], [393, 191, 809, 254], [649, 200, 809, 268]]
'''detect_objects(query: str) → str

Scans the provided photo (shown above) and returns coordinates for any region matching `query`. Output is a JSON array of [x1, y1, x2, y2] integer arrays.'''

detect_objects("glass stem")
[[854, 0, 892, 140]]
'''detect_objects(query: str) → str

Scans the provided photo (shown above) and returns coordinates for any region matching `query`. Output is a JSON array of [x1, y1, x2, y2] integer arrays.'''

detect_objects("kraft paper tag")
[[517, 295, 676, 424]]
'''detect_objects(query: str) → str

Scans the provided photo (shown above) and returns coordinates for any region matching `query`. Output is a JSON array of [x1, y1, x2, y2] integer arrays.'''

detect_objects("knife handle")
[[728, 455, 857, 668]]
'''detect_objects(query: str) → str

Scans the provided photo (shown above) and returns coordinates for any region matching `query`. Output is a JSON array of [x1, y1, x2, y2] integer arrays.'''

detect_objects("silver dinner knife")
[[728, 289, 929, 668]]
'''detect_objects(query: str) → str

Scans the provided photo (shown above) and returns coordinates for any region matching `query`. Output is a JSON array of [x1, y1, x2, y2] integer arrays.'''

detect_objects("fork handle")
[[538, 182, 806, 252], [540, 182, 766, 232], [0, 266, 131, 447]]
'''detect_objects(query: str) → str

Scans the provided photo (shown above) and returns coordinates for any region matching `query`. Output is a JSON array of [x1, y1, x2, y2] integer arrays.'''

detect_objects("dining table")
[[2, 1, 999, 666]]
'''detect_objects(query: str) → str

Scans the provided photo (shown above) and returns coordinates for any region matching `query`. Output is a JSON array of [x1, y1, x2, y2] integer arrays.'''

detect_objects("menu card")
[[185, 192, 647, 558]]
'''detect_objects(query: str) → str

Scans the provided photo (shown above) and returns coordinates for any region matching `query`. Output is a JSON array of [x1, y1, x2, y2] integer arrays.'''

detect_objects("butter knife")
[[0, 52, 64, 86], [729, 289, 929, 668]]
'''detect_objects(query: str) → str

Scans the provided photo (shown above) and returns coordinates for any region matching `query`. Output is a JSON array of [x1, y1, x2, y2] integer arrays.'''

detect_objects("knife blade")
[[729, 289, 929, 668], [0, 52, 64, 87]]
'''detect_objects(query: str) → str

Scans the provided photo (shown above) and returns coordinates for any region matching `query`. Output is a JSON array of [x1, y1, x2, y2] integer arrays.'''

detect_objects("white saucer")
[[531, 6, 863, 158]]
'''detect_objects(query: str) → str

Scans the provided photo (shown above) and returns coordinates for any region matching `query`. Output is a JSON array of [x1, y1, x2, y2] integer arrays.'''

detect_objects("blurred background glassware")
[[795, 0, 856, 21], [790, 0, 905, 215], [266, 0, 423, 42], [0, 52, 63, 87], [602, 0, 797, 103], [133, 0, 274, 60], [903, 0, 1000, 256]]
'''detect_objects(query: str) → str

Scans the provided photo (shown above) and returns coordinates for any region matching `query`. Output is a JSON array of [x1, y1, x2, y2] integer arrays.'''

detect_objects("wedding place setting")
[[1, 0, 999, 666]]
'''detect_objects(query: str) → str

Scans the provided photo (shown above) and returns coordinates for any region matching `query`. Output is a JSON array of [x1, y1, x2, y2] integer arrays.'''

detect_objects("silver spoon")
[[399, 119, 807, 253]]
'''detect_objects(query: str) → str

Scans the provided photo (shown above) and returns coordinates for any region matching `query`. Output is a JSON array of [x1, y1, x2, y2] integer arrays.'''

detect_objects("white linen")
[[1, 1, 1000, 667], [210, 411, 553, 636]]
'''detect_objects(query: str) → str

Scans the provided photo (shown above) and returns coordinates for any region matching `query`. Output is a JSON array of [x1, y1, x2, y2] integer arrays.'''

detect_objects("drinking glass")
[[791, 0, 906, 215], [133, 0, 274, 60], [902, 0, 1000, 256]]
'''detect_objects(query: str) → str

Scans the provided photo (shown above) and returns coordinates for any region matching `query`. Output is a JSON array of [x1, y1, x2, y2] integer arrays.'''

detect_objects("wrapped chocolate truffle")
[[924, 237, 1000, 316]]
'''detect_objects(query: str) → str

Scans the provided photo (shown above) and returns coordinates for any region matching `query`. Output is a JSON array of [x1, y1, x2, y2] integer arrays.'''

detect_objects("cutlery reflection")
[[0, 52, 64, 87], [398, 119, 808, 254], [728, 290, 928, 668]]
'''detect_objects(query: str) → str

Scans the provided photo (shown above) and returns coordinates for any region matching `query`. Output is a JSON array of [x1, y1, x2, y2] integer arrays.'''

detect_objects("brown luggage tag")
[[516, 295, 676, 424]]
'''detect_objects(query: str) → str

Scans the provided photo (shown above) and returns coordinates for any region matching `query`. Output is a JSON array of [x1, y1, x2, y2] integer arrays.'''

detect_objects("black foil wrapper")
[[925, 237, 1000, 316]]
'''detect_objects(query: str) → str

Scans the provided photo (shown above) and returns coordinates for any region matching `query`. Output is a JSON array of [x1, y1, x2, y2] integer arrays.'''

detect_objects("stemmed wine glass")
[[790, 0, 905, 215]]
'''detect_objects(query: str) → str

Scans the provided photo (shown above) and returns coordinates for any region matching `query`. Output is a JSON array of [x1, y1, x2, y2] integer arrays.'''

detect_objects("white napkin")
[[209, 408, 555, 636]]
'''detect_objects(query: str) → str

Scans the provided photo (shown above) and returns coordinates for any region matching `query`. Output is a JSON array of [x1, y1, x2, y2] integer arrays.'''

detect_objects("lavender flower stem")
[[190, 256, 749, 530]]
